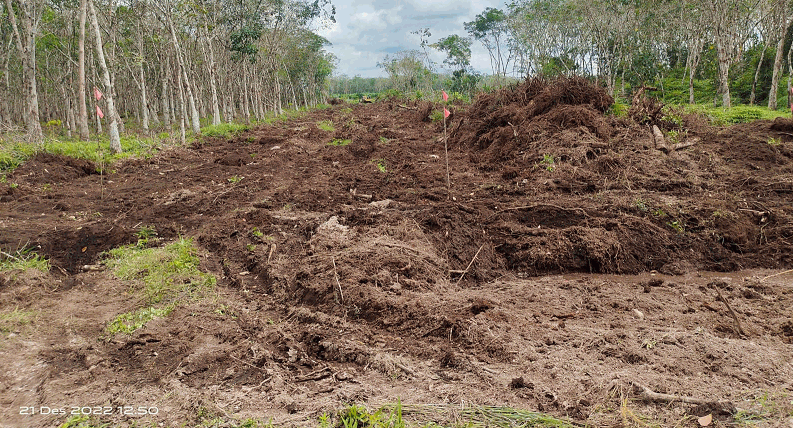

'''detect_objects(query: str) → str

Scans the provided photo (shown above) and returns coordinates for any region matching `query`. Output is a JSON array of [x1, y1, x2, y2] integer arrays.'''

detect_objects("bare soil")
[[1, 78, 792, 428]]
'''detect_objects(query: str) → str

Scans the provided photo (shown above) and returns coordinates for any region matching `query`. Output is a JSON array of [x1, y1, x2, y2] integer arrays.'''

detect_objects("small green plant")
[[250, 227, 264, 238], [666, 129, 681, 144], [135, 225, 157, 248], [609, 101, 629, 117], [371, 158, 387, 173], [667, 220, 685, 233], [768, 137, 782, 146], [0, 248, 49, 272], [317, 120, 335, 132], [539, 154, 556, 171], [429, 110, 444, 122], [246, 244, 257, 252], [634, 199, 649, 212], [228, 175, 243, 184], [379, 136, 390, 144], [200, 122, 249, 138], [653, 209, 667, 218], [103, 238, 216, 335], [327, 138, 352, 146]]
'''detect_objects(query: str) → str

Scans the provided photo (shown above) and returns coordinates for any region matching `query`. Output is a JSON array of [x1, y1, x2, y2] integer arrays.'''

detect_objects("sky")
[[314, 0, 511, 78]]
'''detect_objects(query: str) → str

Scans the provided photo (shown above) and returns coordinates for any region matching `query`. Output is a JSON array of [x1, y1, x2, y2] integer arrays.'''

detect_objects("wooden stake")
[[455, 244, 484, 286], [444, 114, 450, 197], [713, 283, 746, 336]]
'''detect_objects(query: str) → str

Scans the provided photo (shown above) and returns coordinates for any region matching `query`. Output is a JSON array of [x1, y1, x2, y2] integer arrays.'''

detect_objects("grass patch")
[[681, 104, 787, 125], [0, 307, 36, 336], [103, 237, 215, 335], [317, 120, 335, 132], [327, 138, 352, 146], [201, 122, 249, 138], [0, 248, 49, 272]]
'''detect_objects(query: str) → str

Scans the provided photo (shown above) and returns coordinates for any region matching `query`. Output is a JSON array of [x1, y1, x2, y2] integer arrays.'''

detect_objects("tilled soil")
[[1, 79, 792, 427]]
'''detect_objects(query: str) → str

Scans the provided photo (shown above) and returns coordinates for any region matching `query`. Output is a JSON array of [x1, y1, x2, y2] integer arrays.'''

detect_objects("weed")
[[0, 248, 49, 272], [135, 225, 157, 248], [768, 137, 782, 146], [251, 227, 264, 238], [200, 122, 249, 138], [228, 175, 243, 184], [0, 307, 36, 336], [103, 238, 215, 334], [246, 244, 257, 252], [430, 110, 444, 122], [653, 209, 667, 218], [371, 158, 387, 173], [341, 107, 353, 114], [539, 154, 556, 172], [634, 199, 649, 212], [57, 415, 106, 428], [107, 306, 173, 334], [609, 101, 629, 117], [379, 136, 390, 144], [327, 138, 352, 146], [667, 220, 685, 233], [317, 120, 335, 132]]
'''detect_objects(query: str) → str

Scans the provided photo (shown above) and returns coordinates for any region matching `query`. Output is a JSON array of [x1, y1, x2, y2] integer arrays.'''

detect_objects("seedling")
[[317, 120, 335, 132], [768, 137, 781, 146], [539, 154, 555, 171], [228, 175, 243, 184], [251, 227, 264, 238], [327, 138, 352, 146], [371, 158, 387, 173]]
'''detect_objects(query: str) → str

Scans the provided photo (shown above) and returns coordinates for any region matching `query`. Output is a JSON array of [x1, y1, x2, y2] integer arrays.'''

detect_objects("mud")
[[1, 77, 792, 427]]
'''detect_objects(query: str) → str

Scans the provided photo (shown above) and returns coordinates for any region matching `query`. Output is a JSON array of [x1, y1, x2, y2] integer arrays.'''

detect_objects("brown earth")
[[1, 78, 792, 428]]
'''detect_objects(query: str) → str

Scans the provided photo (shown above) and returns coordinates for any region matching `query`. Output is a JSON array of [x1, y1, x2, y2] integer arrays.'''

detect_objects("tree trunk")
[[77, 0, 89, 140], [5, 0, 44, 143], [137, 32, 149, 132], [201, 22, 221, 125], [716, 41, 732, 108], [769, 15, 790, 110], [88, 0, 121, 153], [160, 56, 171, 126], [177, 65, 186, 145], [167, 17, 200, 134], [750, 46, 766, 105]]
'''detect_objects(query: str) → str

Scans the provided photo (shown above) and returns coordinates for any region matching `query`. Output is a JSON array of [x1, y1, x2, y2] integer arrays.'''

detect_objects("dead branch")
[[672, 138, 701, 151], [761, 269, 793, 282], [397, 104, 417, 110], [454, 244, 485, 285], [653, 125, 669, 153], [332, 256, 343, 304], [712, 283, 747, 336], [631, 382, 735, 411]]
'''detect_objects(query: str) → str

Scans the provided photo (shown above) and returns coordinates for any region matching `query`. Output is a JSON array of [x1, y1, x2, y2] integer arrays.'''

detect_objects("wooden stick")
[[760, 268, 793, 282], [444, 112, 450, 198], [332, 256, 343, 304], [713, 284, 747, 336], [631, 382, 732, 408], [455, 244, 485, 286]]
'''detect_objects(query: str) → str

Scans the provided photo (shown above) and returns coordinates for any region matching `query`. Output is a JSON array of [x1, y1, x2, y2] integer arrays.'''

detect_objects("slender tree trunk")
[[769, 15, 791, 110], [750, 46, 767, 105], [200, 23, 221, 125], [77, 0, 89, 140], [716, 42, 732, 108], [167, 17, 200, 134], [177, 65, 186, 145], [0, 38, 11, 126], [88, 0, 121, 153], [5, 0, 44, 143], [160, 56, 171, 126], [137, 32, 149, 132], [242, 64, 250, 122]]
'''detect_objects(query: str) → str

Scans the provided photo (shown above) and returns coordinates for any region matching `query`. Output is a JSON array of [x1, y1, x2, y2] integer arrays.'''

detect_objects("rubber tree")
[[88, 0, 122, 153], [5, 0, 44, 143], [768, 0, 792, 110], [465, 7, 513, 82]]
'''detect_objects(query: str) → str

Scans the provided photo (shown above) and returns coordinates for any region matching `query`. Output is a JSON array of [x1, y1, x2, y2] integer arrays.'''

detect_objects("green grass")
[[0, 307, 37, 336], [1, 133, 169, 180], [201, 122, 250, 138], [0, 248, 49, 272], [327, 138, 352, 146], [103, 237, 215, 335], [317, 120, 335, 132], [681, 104, 787, 125]]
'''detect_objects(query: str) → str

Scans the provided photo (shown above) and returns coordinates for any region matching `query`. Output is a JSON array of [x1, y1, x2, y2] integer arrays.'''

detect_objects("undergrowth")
[[0, 247, 49, 272], [103, 236, 215, 335], [201, 122, 250, 138]]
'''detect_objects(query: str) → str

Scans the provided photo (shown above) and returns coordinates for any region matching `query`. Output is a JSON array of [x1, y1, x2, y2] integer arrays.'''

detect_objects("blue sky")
[[314, 0, 510, 78]]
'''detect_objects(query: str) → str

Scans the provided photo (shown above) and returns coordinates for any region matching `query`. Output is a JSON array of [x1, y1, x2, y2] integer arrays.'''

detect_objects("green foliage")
[[371, 158, 387, 173], [317, 120, 335, 131], [377, 89, 403, 100], [201, 122, 249, 138], [682, 104, 787, 125], [430, 110, 445, 122], [0, 248, 49, 272], [328, 138, 352, 146], [608, 101, 629, 117], [57, 416, 107, 428], [539, 154, 555, 172], [107, 306, 173, 335], [103, 237, 215, 334], [228, 175, 244, 184], [431, 34, 473, 71]]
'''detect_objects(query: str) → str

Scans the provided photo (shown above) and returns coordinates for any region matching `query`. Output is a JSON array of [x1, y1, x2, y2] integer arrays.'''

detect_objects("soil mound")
[[9, 152, 98, 185]]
